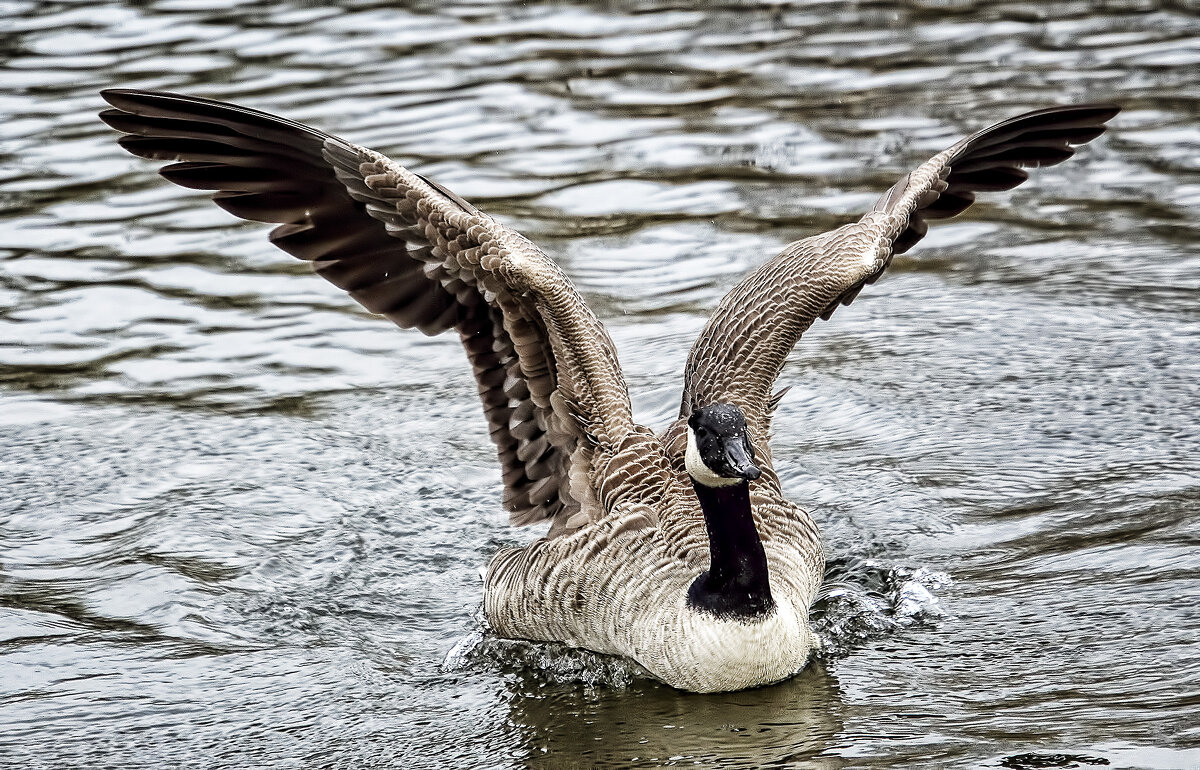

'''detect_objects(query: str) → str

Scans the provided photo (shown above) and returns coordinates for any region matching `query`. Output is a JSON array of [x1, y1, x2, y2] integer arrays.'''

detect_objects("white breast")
[[633, 595, 814, 693]]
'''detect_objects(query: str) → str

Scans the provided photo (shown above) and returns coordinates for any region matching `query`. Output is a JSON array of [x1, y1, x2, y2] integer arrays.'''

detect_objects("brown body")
[[100, 90, 1117, 691]]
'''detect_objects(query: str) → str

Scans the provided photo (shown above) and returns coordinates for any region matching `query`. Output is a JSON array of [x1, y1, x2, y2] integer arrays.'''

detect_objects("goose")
[[99, 90, 1118, 692]]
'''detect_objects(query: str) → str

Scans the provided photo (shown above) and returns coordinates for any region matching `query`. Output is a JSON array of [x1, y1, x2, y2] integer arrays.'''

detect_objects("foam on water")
[[443, 611, 649, 690], [812, 564, 951, 659]]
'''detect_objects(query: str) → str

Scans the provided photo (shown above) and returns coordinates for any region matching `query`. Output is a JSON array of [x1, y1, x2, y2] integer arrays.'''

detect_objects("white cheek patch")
[[686, 427, 741, 488]]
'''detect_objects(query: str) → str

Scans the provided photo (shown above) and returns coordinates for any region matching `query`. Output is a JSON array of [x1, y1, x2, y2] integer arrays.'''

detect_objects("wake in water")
[[810, 563, 951, 659], [443, 561, 951, 688], [443, 609, 649, 689]]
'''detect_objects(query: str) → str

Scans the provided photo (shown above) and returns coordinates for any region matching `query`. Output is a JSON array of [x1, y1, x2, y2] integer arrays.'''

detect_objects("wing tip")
[[1060, 102, 1122, 133], [100, 88, 183, 113], [1077, 103, 1122, 122]]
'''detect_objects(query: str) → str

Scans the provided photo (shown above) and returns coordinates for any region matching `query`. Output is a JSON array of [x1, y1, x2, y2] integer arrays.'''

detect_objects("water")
[[2, 1, 1198, 767]]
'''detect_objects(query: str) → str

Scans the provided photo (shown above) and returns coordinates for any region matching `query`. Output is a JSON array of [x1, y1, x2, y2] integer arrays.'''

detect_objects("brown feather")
[[100, 88, 638, 531], [680, 103, 1118, 443]]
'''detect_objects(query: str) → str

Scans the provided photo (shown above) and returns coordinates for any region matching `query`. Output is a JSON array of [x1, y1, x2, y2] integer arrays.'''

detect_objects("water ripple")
[[2, 1, 1197, 767]]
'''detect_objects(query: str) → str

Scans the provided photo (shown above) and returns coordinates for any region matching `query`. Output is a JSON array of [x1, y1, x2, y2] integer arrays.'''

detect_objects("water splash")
[[811, 564, 951, 658], [443, 610, 649, 690], [445, 564, 950, 687]]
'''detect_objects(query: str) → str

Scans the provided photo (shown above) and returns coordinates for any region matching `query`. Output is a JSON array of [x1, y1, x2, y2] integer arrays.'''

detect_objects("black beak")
[[721, 437, 761, 481]]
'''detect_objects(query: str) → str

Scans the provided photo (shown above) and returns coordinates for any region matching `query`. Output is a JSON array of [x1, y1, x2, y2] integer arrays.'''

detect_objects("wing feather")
[[100, 89, 641, 530], [679, 104, 1119, 452]]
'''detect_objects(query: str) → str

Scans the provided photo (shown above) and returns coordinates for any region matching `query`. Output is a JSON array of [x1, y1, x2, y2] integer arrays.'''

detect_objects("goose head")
[[684, 403, 774, 622], [685, 404, 761, 488]]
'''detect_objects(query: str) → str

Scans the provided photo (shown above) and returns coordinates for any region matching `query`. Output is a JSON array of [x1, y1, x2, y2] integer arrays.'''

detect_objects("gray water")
[[2, 2, 1198, 768]]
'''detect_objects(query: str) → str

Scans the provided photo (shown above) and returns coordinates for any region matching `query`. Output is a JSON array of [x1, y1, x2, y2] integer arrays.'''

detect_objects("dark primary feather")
[[679, 103, 1119, 445], [101, 91, 1118, 521], [875, 104, 1120, 256], [100, 88, 633, 528]]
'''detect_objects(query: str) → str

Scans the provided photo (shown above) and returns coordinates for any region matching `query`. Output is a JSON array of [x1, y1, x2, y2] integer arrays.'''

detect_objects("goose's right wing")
[[100, 89, 642, 530], [679, 104, 1119, 454]]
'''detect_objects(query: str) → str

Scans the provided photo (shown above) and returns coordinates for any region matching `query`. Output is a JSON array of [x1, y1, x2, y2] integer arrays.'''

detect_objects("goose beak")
[[722, 438, 761, 481]]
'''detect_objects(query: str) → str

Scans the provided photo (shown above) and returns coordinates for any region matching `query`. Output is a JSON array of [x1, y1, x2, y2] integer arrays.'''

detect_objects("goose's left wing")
[[678, 104, 1119, 458]]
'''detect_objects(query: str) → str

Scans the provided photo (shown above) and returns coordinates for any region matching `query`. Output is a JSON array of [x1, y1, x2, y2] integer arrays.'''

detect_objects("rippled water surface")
[[3, 2, 1199, 768]]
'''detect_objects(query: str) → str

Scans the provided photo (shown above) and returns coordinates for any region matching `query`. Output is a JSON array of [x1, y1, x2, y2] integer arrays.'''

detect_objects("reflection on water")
[[508, 666, 843, 769], [2, 0, 1198, 768]]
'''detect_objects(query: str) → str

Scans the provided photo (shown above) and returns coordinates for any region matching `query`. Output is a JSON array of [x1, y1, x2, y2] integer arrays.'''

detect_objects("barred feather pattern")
[[485, 475, 825, 692], [100, 90, 1116, 692], [99, 88, 648, 533], [329, 146, 640, 528], [680, 103, 1119, 444]]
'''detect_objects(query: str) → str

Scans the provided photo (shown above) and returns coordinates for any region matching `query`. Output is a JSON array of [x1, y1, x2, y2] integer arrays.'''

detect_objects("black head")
[[685, 403, 761, 486]]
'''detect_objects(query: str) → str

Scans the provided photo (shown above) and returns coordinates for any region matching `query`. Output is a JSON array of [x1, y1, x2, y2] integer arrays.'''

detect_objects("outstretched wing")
[[679, 104, 1119, 452], [100, 89, 640, 529]]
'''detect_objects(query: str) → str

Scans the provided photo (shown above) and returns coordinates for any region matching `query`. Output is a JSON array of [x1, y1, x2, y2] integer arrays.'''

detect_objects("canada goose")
[[99, 90, 1118, 692]]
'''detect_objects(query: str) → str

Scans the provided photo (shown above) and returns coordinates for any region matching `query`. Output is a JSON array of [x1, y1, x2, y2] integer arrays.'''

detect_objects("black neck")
[[687, 479, 775, 620]]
